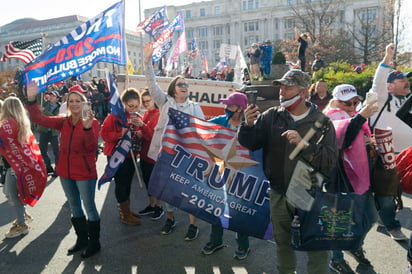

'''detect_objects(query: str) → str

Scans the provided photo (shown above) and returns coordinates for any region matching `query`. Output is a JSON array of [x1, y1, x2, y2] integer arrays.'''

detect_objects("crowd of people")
[[0, 41, 411, 274]]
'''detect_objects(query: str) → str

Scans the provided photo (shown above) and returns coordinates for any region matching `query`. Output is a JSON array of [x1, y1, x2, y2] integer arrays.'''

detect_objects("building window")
[[213, 39, 222, 49], [244, 21, 259, 32], [284, 18, 295, 30], [186, 29, 194, 39], [213, 25, 223, 36], [186, 10, 192, 18], [198, 27, 208, 38], [242, 0, 259, 10], [200, 8, 206, 17], [244, 36, 259, 47], [198, 40, 208, 50], [287, 0, 293, 6], [214, 6, 221, 15]]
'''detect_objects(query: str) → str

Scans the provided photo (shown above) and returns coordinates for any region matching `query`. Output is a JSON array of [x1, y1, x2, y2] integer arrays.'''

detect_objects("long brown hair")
[[167, 75, 185, 98]]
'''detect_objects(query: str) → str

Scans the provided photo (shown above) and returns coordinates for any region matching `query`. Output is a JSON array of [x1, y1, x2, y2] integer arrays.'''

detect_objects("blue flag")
[[24, 1, 126, 93], [106, 71, 127, 127], [148, 109, 273, 240]]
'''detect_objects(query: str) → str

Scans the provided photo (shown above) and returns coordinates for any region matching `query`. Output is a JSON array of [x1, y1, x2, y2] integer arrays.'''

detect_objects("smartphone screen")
[[82, 102, 91, 119]]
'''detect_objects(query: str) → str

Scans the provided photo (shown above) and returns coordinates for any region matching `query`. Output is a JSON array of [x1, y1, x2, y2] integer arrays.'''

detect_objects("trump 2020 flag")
[[136, 6, 169, 39], [148, 108, 273, 240], [106, 71, 127, 127], [24, 1, 126, 93], [0, 119, 47, 206], [1, 39, 43, 64]]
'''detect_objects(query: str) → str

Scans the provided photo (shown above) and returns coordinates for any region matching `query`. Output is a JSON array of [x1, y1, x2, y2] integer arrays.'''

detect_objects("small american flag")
[[163, 108, 251, 160], [1, 38, 43, 64]]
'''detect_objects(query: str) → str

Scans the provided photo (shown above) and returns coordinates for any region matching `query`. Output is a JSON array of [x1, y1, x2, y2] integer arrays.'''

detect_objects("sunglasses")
[[340, 100, 359, 107], [176, 83, 189, 88]]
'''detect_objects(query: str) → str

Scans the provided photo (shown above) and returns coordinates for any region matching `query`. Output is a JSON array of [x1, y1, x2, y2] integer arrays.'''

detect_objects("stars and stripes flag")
[[163, 108, 251, 160], [186, 38, 200, 59], [1, 38, 42, 64], [136, 6, 169, 39]]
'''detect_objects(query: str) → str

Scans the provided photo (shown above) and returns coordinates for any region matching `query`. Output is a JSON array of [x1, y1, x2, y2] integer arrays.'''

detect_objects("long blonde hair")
[[0, 97, 32, 144]]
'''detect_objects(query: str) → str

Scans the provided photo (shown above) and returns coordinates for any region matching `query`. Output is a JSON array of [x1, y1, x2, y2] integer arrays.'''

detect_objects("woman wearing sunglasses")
[[323, 84, 379, 273], [143, 44, 205, 241]]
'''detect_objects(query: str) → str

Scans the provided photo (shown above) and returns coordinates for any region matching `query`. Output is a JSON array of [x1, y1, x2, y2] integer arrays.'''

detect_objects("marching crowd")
[[0, 41, 411, 273]]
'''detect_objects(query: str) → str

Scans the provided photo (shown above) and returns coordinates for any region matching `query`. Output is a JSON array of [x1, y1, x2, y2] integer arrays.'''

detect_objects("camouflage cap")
[[272, 69, 312, 88]]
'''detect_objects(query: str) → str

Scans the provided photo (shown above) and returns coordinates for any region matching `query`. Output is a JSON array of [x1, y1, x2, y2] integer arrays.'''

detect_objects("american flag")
[[186, 38, 200, 59], [163, 108, 251, 160], [1, 38, 42, 64]]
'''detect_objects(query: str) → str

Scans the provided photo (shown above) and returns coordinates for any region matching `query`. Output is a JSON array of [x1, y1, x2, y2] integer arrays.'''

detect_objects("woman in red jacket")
[[136, 89, 163, 220], [26, 82, 100, 259], [100, 88, 142, 225]]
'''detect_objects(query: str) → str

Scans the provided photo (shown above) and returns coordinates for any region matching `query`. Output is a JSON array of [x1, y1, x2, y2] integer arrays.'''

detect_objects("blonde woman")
[[0, 97, 45, 238]]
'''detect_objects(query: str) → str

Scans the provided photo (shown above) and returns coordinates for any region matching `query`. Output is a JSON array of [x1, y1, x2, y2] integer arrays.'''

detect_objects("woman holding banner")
[[0, 97, 46, 238], [202, 92, 251, 259], [144, 43, 205, 241], [323, 84, 379, 273], [100, 88, 142, 225], [26, 83, 101, 259]]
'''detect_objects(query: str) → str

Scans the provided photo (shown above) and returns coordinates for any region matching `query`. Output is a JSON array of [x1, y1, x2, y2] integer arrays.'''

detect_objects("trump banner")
[[0, 119, 47, 206], [149, 109, 272, 239], [24, 1, 126, 93]]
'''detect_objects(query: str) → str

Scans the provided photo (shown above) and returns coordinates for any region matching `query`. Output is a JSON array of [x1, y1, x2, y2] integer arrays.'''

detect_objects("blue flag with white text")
[[148, 109, 273, 239], [24, 1, 126, 93]]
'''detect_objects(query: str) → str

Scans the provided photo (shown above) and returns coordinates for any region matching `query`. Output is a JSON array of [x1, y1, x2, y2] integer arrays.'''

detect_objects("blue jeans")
[[60, 177, 99, 221], [407, 233, 412, 262], [3, 168, 26, 225], [374, 195, 401, 231], [209, 224, 249, 250]]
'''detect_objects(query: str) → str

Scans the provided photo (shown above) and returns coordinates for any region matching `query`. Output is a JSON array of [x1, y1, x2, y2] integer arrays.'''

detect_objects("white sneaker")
[[388, 228, 408, 241], [5, 223, 29, 238]]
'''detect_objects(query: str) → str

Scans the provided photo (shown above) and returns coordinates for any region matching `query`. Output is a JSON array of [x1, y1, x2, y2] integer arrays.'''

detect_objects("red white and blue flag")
[[0, 119, 47, 206], [148, 108, 273, 240], [24, 1, 126, 93], [136, 6, 169, 39], [98, 71, 130, 189], [1, 38, 43, 64], [187, 38, 200, 59]]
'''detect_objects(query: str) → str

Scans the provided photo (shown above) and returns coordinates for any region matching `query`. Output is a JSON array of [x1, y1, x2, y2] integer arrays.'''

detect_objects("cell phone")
[[365, 91, 378, 107], [246, 90, 258, 106], [82, 102, 91, 119]]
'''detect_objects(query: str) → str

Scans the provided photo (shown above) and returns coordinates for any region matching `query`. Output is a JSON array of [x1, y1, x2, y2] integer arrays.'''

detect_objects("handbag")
[[291, 158, 369, 251]]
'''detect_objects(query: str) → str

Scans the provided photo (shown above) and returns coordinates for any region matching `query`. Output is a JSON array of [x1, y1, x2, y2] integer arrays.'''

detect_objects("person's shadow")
[[0, 201, 71, 273]]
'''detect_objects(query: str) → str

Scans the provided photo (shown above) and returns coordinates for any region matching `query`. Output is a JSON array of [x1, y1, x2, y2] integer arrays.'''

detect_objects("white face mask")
[[279, 93, 302, 111]]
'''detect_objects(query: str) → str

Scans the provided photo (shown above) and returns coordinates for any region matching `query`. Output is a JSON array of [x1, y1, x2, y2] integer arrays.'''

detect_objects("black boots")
[[67, 217, 88, 255], [81, 220, 101, 259]]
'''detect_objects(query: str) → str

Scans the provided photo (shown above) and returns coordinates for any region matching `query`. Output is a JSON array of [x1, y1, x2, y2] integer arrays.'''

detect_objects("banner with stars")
[[149, 108, 272, 240], [23, 1, 126, 93]]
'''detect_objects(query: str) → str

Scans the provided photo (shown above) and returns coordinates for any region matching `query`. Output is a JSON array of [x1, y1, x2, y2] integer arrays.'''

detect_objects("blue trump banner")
[[24, 1, 126, 93], [136, 6, 169, 39], [106, 71, 127, 127], [149, 109, 272, 240]]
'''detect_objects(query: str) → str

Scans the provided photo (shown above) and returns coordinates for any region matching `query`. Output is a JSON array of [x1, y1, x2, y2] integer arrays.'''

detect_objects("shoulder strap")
[[369, 94, 392, 131]]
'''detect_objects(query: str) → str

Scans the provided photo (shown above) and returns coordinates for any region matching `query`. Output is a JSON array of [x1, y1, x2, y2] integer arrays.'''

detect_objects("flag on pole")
[[136, 6, 169, 39], [166, 29, 188, 70], [24, 1, 126, 93], [234, 45, 249, 85], [187, 38, 200, 59], [201, 50, 209, 73], [127, 56, 135, 75], [1, 38, 43, 64]]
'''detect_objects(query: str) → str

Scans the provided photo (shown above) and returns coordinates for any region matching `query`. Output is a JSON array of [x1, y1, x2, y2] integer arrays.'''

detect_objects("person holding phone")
[[26, 82, 101, 259], [100, 88, 142, 225]]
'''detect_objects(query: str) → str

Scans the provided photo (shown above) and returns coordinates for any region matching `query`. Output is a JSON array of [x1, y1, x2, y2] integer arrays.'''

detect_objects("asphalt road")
[[1, 153, 412, 274]]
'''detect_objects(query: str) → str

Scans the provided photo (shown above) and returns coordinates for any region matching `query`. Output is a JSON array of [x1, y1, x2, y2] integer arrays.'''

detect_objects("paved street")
[[1, 154, 412, 274]]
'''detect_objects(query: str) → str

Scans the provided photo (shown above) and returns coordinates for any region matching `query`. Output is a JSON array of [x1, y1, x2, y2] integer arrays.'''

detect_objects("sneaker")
[[233, 248, 250, 260], [12, 212, 33, 226], [5, 223, 29, 238], [184, 224, 199, 241], [139, 205, 155, 216], [202, 242, 224, 255], [347, 249, 372, 266], [161, 218, 176, 235], [329, 260, 355, 274], [151, 206, 164, 221], [388, 228, 408, 241]]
